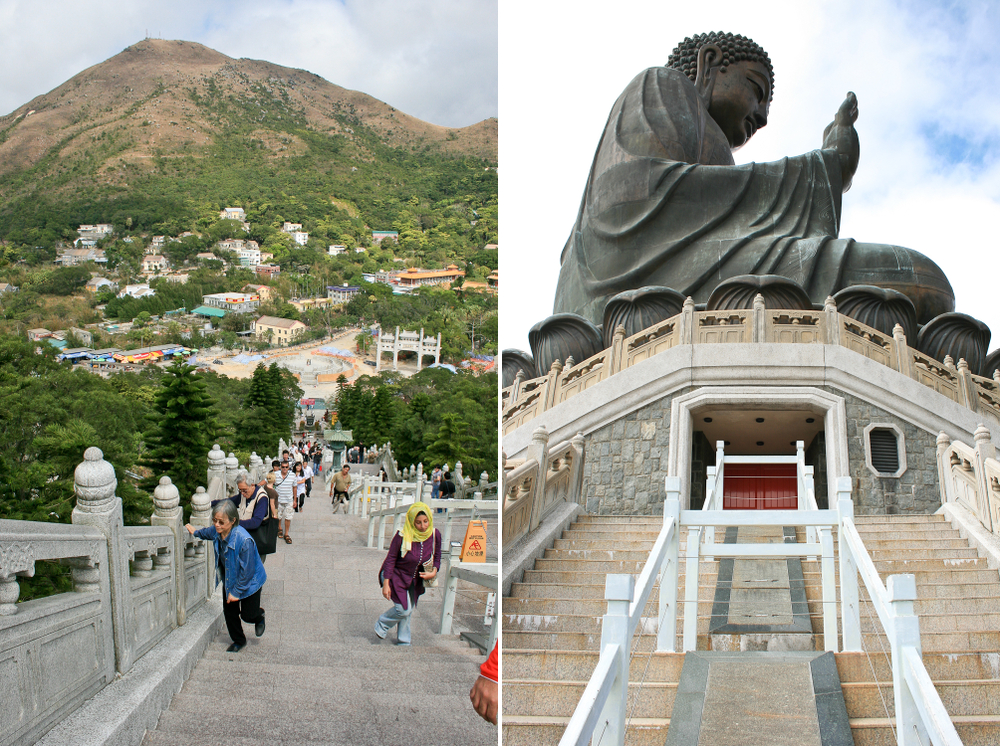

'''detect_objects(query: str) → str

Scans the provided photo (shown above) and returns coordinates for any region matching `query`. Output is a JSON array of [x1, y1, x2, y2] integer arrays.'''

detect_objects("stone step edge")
[[505, 679, 679, 688], [849, 715, 1000, 727], [502, 715, 671, 727]]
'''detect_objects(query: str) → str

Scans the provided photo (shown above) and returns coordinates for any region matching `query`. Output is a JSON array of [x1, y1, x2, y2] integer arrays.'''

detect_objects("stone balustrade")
[[0, 439, 262, 746], [502, 296, 1000, 434], [937, 425, 1000, 535], [502, 427, 586, 548]]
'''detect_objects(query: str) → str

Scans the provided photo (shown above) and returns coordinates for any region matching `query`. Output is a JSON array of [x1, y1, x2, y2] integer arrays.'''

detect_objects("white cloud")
[[499, 0, 1000, 355], [0, 0, 497, 127]]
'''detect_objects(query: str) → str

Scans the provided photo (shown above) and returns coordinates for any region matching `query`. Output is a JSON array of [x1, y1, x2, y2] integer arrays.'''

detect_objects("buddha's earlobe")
[[694, 43, 723, 106]]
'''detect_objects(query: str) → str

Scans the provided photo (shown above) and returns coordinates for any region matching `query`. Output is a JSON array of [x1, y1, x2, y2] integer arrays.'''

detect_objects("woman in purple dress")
[[375, 502, 442, 646]]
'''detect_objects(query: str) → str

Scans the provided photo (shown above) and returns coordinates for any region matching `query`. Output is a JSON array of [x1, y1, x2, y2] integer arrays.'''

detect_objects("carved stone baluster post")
[[207, 444, 226, 488], [752, 293, 766, 343], [479, 471, 489, 496], [936, 431, 953, 507], [225, 452, 240, 495], [0, 545, 34, 616], [973, 424, 995, 532], [249, 452, 264, 484], [824, 296, 841, 347], [190, 486, 214, 598], [892, 324, 914, 379], [680, 296, 696, 345], [72, 447, 134, 674], [526, 426, 551, 533], [454, 461, 465, 499], [957, 359, 979, 413], [153, 475, 186, 626]]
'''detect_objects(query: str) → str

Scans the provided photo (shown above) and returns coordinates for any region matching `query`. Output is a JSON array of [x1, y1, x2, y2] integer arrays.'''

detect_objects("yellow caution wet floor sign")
[[460, 520, 488, 562]]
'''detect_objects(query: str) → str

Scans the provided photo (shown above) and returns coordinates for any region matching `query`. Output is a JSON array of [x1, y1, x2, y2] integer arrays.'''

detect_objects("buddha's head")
[[667, 32, 774, 149]]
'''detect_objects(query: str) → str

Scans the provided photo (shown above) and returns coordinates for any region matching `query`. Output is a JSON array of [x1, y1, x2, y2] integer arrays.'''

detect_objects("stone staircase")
[[502, 513, 1000, 745]]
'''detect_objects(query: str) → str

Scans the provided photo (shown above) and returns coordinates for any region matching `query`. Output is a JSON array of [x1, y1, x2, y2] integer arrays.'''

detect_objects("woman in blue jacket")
[[186, 500, 267, 652]]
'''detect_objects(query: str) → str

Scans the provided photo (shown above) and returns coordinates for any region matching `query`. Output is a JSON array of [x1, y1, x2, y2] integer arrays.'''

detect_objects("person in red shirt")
[[470, 642, 498, 724]]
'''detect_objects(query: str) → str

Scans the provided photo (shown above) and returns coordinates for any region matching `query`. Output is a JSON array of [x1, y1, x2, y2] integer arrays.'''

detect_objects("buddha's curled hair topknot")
[[666, 32, 774, 97]]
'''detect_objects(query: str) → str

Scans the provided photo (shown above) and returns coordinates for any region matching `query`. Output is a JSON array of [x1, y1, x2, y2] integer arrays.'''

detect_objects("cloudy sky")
[[499, 0, 1000, 354], [0, 0, 497, 128]]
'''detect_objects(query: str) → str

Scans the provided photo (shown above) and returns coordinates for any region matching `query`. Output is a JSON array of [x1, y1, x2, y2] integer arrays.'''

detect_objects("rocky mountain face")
[[0, 39, 497, 244]]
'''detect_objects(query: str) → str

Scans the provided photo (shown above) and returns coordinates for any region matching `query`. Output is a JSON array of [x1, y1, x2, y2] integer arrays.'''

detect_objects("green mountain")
[[0, 39, 497, 259]]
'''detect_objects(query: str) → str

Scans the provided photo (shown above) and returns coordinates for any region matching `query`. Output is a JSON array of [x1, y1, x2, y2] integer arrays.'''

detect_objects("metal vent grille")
[[869, 428, 900, 474]]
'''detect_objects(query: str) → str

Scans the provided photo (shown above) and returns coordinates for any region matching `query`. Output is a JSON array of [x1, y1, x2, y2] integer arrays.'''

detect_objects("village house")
[[200, 292, 260, 314], [252, 315, 308, 345], [142, 255, 169, 274], [161, 273, 189, 284], [236, 246, 262, 267], [372, 230, 399, 244], [27, 328, 51, 341], [255, 264, 280, 279], [242, 284, 276, 302], [0, 282, 19, 294], [327, 285, 363, 304], [118, 284, 155, 299], [84, 277, 117, 293], [219, 207, 245, 221], [58, 248, 108, 266], [395, 264, 465, 290], [195, 252, 218, 262], [327, 245, 347, 256]]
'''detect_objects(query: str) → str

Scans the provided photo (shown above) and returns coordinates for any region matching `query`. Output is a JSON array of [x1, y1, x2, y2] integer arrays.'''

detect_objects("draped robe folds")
[[554, 67, 951, 325]]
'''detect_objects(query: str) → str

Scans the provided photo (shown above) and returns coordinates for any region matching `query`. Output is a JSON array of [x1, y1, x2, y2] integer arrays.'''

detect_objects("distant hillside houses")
[[237, 247, 261, 267], [396, 264, 464, 289], [118, 284, 155, 299], [78, 224, 113, 239], [220, 207, 245, 221], [217, 238, 258, 253], [243, 283, 276, 302], [255, 264, 280, 279], [327, 245, 347, 256], [282, 222, 308, 246], [142, 255, 169, 273], [253, 315, 307, 345], [58, 247, 107, 266], [327, 285, 362, 304], [196, 252, 218, 262], [85, 277, 117, 293], [372, 230, 398, 244], [0, 282, 18, 294], [201, 292, 260, 314]]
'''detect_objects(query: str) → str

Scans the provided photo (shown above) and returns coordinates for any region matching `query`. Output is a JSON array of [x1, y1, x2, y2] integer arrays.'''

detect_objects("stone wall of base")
[[843, 390, 941, 515], [575, 384, 942, 517], [579, 391, 677, 515]]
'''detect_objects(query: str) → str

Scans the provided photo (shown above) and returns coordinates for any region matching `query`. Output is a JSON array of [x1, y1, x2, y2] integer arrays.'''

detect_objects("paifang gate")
[[722, 463, 798, 509]]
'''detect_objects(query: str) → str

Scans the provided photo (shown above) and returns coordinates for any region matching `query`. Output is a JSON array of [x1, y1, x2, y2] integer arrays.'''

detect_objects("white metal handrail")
[[559, 473, 967, 746], [439, 542, 499, 651]]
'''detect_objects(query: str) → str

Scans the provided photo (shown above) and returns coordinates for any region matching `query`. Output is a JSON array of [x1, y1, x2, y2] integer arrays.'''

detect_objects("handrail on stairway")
[[558, 474, 967, 746]]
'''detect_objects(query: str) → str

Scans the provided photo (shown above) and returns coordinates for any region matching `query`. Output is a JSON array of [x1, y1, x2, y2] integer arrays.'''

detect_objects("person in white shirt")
[[272, 460, 306, 544]]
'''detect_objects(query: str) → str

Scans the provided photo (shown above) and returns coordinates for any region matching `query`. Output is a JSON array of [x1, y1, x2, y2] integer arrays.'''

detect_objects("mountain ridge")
[[0, 38, 497, 178]]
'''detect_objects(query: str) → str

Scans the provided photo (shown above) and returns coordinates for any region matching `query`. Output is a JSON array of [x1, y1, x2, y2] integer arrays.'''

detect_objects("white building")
[[328, 245, 347, 256], [220, 207, 246, 221], [202, 292, 260, 314], [327, 285, 362, 304], [142, 255, 168, 273], [118, 284, 155, 299], [236, 247, 262, 267], [291, 231, 309, 246]]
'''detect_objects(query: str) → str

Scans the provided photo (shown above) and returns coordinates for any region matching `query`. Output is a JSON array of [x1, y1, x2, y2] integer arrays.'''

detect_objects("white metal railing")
[[366, 497, 498, 551], [560, 473, 966, 746], [439, 543, 499, 652]]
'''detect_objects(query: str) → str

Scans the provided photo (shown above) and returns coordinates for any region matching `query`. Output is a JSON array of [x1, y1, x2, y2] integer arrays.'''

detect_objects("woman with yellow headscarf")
[[375, 501, 442, 646]]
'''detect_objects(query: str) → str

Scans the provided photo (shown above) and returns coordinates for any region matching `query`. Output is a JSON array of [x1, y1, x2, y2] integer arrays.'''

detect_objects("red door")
[[722, 464, 797, 509]]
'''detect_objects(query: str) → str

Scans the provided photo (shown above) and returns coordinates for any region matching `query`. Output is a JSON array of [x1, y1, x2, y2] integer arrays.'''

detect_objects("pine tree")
[[139, 361, 216, 503], [424, 412, 471, 471]]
